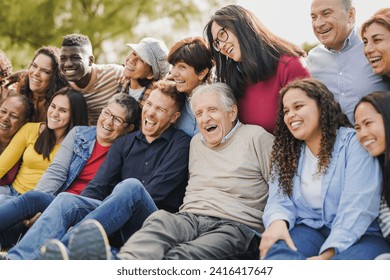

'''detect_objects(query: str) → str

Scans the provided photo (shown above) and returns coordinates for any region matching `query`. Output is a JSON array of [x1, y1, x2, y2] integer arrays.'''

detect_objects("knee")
[[144, 210, 172, 224], [113, 178, 145, 196], [54, 192, 79, 207]]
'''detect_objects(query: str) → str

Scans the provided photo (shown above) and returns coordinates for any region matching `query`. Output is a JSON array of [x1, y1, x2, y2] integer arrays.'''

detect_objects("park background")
[[0, 0, 387, 71]]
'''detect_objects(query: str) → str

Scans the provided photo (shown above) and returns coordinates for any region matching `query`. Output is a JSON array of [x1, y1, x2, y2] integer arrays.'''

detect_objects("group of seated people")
[[0, 3, 389, 260]]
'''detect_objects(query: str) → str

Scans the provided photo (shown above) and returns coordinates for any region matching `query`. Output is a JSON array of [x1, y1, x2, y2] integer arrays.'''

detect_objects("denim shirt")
[[34, 126, 97, 195], [263, 127, 382, 254], [175, 97, 198, 137]]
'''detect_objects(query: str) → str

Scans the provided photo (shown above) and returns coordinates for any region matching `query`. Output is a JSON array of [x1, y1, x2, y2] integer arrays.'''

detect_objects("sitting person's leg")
[[117, 210, 197, 260], [0, 191, 55, 231], [163, 215, 258, 260], [5, 193, 101, 260], [264, 224, 327, 260], [60, 178, 158, 246], [332, 233, 390, 260]]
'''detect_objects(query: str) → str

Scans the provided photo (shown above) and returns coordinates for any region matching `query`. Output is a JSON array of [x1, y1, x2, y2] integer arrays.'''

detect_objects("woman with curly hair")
[[17, 46, 69, 122], [259, 78, 390, 260]]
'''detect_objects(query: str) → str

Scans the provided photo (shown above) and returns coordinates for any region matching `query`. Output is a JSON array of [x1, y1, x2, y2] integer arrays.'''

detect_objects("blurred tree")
[[0, 0, 219, 70], [301, 41, 319, 53]]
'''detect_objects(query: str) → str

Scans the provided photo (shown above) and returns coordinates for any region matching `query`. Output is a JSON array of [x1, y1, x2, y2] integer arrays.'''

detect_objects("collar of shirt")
[[201, 119, 241, 146], [136, 125, 175, 143], [326, 27, 357, 53]]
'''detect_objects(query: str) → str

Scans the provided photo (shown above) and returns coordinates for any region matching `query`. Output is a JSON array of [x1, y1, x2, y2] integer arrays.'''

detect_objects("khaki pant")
[[117, 210, 258, 260]]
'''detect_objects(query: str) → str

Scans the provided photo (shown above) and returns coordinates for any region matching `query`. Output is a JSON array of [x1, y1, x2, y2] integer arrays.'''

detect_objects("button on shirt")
[[307, 28, 390, 124], [81, 127, 191, 212]]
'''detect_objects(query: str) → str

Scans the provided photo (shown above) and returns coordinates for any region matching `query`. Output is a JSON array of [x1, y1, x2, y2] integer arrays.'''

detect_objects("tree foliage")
[[0, 0, 219, 70]]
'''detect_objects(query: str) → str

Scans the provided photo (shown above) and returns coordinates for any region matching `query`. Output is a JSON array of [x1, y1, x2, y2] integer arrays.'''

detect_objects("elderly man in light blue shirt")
[[307, 0, 389, 124]]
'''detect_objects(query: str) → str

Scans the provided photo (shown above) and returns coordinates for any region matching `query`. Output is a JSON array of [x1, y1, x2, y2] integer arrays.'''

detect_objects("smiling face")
[[60, 45, 93, 84], [28, 54, 53, 96], [0, 96, 28, 141], [47, 94, 71, 136], [363, 22, 390, 76], [283, 88, 322, 149], [123, 51, 153, 80], [170, 61, 204, 95], [210, 22, 242, 62], [96, 102, 132, 146], [193, 91, 237, 148], [354, 102, 385, 157], [311, 0, 355, 51], [141, 89, 180, 143]]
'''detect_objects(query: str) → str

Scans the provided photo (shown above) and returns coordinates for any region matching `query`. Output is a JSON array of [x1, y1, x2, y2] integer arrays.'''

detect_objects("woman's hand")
[[259, 220, 297, 259]]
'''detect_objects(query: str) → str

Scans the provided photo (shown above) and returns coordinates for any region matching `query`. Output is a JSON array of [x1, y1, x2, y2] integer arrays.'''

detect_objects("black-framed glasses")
[[101, 107, 127, 126], [212, 27, 229, 52]]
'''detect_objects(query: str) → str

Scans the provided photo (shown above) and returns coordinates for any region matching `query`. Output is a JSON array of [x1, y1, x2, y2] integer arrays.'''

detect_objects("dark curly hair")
[[271, 78, 351, 196]]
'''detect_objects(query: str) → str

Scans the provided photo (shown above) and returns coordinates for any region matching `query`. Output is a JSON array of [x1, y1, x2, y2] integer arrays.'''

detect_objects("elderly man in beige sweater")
[[38, 82, 274, 260]]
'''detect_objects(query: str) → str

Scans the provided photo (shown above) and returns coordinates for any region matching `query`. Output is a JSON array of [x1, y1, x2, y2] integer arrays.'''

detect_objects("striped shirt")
[[69, 64, 124, 125], [379, 198, 390, 240], [307, 28, 390, 124]]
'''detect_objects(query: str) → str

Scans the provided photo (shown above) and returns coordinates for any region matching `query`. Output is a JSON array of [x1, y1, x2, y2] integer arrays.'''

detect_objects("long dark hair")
[[204, 4, 305, 98], [18, 46, 69, 118], [354, 91, 390, 207], [34, 87, 88, 160], [271, 78, 351, 196]]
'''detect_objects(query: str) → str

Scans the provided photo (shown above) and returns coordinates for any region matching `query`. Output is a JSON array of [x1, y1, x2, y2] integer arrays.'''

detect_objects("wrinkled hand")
[[23, 212, 41, 228], [259, 220, 297, 259]]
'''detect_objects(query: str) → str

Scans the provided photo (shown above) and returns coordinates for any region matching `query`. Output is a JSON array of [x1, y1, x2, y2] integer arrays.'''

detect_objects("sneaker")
[[68, 219, 111, 260], [0, 251, 10, 260], [39, 239, 69, 260]]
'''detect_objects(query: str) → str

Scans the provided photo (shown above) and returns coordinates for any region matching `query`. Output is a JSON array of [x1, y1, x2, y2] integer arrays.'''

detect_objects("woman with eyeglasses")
[[0, 94, 140, 250], [204, 4, 310, 134]]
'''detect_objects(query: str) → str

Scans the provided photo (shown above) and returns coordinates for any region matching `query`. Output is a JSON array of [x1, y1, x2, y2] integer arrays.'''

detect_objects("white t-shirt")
[[300, 145, 323, 209]]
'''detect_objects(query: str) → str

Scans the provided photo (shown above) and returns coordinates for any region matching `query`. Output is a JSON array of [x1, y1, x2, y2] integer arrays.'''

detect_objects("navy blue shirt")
[[81, 126, 191, 212]]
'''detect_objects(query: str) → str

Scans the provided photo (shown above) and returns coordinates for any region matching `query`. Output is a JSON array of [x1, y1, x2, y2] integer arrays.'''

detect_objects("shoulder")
[[279, 55, 308, 70], [21, 122, 41, 133], [170, 128, 191, 146], [335, 127, 363, 153], [93, 64, 123, 76], [238, 124, 275, 142]]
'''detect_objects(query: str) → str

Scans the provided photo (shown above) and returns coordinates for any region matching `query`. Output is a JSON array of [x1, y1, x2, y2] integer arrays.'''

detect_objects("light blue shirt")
[[175, 96, 198, 137], [263, 127, 382, 254], [307, 28, 390, 124]]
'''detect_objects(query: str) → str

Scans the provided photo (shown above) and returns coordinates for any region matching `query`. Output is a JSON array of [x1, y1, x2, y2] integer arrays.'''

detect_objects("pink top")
[[238, 55, 310, 134]]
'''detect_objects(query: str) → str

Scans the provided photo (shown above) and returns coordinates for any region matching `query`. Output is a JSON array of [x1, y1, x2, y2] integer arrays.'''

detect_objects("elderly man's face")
[[311, 0, 355, 51], [193, 91, 237, 148]]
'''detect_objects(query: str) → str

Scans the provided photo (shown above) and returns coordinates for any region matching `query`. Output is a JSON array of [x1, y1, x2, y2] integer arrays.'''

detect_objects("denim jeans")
[[0, 185, 20, 205], [6, 178, 158, 260], [0, 191, 55, 248], [264, 224, 390, 260], [0, 191, 55, 231]]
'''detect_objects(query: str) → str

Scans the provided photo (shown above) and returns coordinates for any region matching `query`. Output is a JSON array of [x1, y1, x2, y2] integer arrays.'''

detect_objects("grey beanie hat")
[[127, 37, 170, 81]]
